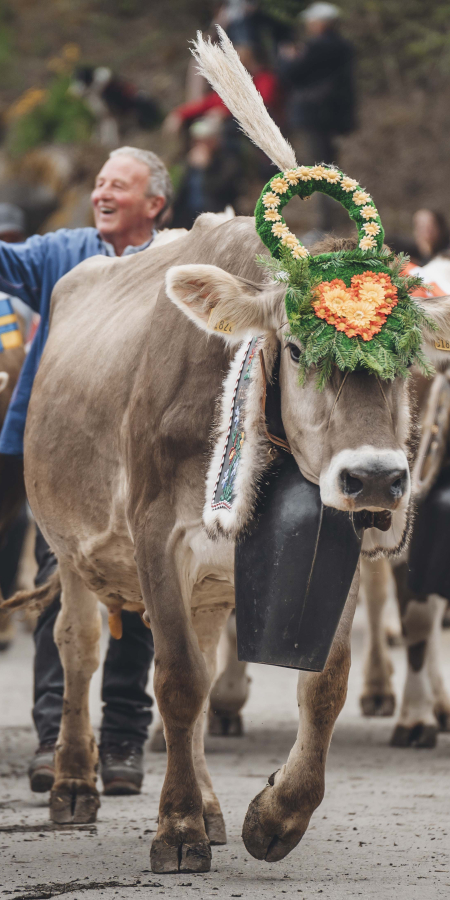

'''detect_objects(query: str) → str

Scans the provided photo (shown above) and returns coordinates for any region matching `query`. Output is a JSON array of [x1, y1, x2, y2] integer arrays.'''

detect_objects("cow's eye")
[[287, 342, 301, 363]]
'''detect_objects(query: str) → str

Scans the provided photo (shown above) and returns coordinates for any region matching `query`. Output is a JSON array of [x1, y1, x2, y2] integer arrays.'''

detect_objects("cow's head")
[[166, 250, 450, 553]]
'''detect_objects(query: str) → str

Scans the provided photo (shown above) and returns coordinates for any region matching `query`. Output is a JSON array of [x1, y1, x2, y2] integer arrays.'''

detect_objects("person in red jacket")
[[163, 43, 279, 134]]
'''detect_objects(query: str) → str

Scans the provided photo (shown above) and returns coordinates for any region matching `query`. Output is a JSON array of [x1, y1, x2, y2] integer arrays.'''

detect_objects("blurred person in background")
[[164, 41, 280, 134], [165, 40, 281, 206], [413, 209, 450, 293], [172, 115, 243, 228], [413, 208, 449, 266], [183, 1, 291, 108], [216, 0, 292, 55], [0, 148, 173, 798], [0, 204, 35, 341], [71, 67, 162, 148], [0, 204, 30, 650], [279, 2, 355, 231]]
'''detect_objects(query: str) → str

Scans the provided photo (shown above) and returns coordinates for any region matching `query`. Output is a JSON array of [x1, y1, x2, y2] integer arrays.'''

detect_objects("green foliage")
[[257, 248, 436, 389], [7, 75, 94, 157], [254, 169, 384, 262]]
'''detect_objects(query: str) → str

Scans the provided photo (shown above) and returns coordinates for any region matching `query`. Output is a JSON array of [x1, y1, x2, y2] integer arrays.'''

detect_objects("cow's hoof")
[[50, 780, 100, 824], [204, 811, 227, 845], [434, 705, 450, 732], [208, 709, 243, 736], [390, 723, 438, 749], [386, 629, 403, 647], [360, 692, 396, 717], [242, 785, 305, 863], [149, 727, 166, 753], [150, 837, 211, 873]]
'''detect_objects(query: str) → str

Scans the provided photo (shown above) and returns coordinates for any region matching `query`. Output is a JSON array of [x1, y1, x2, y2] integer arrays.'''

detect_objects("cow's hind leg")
[[208, 611, 250, 736], [50, 562, 101, 824], [242, 567, 359, 863], [137, 524, 213, 874], [427, 597, 450, 731], [391, 567, 448, 748], [359, 557, 396, 717]]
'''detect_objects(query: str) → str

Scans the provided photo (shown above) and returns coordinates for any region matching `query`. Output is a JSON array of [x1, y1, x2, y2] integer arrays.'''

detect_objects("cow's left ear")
[[166, 263, 284, 342], [418, 295, 450, 368]]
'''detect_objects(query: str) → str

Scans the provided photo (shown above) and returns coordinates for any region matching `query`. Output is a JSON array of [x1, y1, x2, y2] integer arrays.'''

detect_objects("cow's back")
[[24, 215, 264, 601]]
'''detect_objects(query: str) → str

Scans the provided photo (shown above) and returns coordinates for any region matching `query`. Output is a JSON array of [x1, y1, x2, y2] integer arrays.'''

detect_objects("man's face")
[[91, 155, 164, 242]]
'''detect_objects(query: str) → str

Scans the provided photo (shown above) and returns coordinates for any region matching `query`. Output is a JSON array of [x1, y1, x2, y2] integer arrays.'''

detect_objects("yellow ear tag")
[[435, 339, 450, 352], [207, 308, 235, 335]]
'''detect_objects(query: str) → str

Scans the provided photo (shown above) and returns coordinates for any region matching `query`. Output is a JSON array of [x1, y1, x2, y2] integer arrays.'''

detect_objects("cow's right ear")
[[166, 264, 284, 342]]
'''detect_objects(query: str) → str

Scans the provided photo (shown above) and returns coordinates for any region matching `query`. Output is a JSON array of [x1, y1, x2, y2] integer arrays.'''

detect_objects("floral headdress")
[[255, 166, 434, 388]]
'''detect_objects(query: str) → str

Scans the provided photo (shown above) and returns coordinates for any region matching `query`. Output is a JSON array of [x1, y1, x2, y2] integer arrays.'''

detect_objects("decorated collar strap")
[[254, 165, 433, 386], [255, 165, 384, 261]]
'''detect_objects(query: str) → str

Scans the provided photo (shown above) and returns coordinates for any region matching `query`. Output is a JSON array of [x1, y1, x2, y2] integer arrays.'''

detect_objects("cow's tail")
[[0, 568, 61, 615]]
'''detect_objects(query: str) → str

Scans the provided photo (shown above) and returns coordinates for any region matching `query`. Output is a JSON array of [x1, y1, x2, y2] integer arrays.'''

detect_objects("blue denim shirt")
[[0, 227, 153, 456]]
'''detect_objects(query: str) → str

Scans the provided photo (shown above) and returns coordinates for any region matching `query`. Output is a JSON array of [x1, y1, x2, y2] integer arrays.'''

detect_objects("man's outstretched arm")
[[0, 234, 50, 312]]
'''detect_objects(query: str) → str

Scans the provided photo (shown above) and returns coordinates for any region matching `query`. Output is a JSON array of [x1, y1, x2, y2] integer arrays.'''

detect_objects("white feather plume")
[[191, 26, 297, 173]]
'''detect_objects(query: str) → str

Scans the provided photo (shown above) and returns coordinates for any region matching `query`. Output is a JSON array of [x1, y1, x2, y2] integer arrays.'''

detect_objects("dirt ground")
[[1, 604, 450, 900]]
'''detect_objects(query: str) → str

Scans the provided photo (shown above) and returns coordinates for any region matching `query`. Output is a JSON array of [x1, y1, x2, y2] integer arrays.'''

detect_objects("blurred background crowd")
[[0, 0, 449, 264], [1, 0, 450, 743]]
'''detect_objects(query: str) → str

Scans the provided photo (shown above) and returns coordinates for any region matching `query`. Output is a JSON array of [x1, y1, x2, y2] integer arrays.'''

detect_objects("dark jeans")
[[33, 530, 154, 746], [0, 504, 28, 599]]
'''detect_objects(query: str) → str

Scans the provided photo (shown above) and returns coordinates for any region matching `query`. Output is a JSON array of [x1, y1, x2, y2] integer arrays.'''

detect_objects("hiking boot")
[[100, 740, 144, 795], [28, 742, 55, 793]]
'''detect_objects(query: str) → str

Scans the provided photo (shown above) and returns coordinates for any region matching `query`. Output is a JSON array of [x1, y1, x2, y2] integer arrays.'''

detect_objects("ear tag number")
[[208, 309, 235, 334], [435, 339, 450, 352]]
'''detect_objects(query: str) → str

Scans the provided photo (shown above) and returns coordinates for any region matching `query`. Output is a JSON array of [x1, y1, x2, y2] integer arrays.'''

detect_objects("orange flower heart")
[[312, 271, 398, 341]]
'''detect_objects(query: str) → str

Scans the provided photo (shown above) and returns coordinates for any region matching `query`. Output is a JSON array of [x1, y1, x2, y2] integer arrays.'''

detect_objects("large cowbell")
[[235, 455, 362, 672], [233, 350, 362, 672]]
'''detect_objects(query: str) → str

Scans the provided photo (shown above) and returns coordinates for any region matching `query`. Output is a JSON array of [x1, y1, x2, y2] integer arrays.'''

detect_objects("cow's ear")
[[417, 295, 450, 368], [166, 264, 284, 342]]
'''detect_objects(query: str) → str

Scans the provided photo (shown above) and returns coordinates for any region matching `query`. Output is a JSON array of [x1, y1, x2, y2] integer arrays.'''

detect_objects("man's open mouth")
[[99, 207, 116, 215]]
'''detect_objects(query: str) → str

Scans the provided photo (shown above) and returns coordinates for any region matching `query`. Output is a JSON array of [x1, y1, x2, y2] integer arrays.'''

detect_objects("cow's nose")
[[339, 466, 408, 509]]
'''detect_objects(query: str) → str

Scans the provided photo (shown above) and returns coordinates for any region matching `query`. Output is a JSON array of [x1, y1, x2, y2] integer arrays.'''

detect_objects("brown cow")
[[7, 34, 450, 876]]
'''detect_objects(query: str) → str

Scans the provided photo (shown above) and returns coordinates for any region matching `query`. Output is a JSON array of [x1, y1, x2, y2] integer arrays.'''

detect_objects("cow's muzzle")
[[339, 465, 408, 510]]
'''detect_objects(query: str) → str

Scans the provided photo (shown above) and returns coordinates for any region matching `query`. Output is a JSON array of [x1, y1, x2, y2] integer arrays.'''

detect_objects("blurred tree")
[[261, 0, 450, 92], [6, 74, 93, 157]]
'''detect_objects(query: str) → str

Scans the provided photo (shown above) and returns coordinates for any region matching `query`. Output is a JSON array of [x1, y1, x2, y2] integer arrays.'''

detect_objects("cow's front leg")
[[50, 562, 101, 824], [242, 566, 359, 863], [190, 579, 235, 845], [136, 525, 212, 874], [359, 557, 396, 717]]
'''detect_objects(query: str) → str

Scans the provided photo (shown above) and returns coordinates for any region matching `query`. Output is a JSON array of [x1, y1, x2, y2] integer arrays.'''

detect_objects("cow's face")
[[167, 263, 450, 535], [278, 333, 410, 514]]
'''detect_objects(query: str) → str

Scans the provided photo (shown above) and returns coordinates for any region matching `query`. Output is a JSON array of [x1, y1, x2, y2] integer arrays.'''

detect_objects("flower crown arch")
[[255, 166, 384, 261], [254, 165, 434, 388]]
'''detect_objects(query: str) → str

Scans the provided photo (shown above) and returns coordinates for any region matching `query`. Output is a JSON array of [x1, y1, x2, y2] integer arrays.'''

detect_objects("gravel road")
[[1, 606, 449, 900]]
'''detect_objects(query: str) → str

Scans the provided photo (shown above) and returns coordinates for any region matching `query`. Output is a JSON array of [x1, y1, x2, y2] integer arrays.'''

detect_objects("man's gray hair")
[[109, 146, 174, 223]]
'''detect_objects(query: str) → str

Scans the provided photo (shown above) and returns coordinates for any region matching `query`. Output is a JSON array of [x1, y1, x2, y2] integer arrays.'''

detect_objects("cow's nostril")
[[343, 473, 364, 496], [389, 472, 407, 497]]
